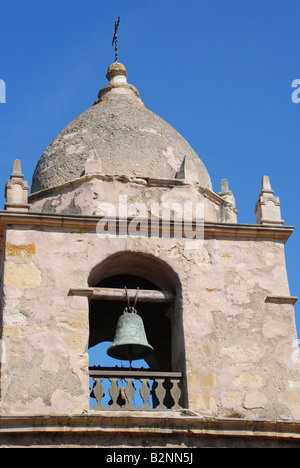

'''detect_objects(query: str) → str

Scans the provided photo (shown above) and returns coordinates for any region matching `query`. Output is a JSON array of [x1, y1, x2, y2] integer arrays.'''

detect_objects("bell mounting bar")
[[69, 287, 175, 303]]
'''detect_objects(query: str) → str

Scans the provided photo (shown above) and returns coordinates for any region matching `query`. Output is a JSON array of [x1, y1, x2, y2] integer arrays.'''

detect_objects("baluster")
[[139, 378, 152, 410], [170, 378, 182, 409], [153, 378, 166, 410], [91, 377, 105, 409], [124, 378, 136, 409], [108, 378, 120, 409]]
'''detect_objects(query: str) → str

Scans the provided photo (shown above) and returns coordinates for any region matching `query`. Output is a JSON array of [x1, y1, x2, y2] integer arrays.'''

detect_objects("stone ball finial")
[[106, 62, 127, 83], [97, 62, 140, 101]]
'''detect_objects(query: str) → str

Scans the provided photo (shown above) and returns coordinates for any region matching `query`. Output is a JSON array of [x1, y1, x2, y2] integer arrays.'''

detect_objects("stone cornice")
[[0, 211, 294, 244], [28, 173, 190, 202], [0, 413, 300, 447]]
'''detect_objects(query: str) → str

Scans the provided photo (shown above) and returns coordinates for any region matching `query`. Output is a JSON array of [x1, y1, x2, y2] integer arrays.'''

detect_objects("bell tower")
[[0, 54, 300, 447]]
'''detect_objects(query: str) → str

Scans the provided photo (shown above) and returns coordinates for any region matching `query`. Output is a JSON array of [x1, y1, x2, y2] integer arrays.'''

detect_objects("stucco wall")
[[1, 220, 299, 419]]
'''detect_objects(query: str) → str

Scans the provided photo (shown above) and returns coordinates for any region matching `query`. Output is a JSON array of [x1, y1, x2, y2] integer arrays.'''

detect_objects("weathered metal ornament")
[[107, 307, 154, 361]]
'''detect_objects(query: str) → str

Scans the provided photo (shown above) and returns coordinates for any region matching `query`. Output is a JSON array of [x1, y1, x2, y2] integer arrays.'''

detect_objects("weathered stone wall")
[[0, 229, 5, 398], [29, 177, 237, 223], [183, 237, 300, 419], [1, 226, 90, 415], [1, 218, 299, 419]]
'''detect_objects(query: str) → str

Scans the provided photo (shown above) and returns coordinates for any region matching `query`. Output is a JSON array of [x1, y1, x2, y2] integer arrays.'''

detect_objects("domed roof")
[[31, 63, 212, 193]]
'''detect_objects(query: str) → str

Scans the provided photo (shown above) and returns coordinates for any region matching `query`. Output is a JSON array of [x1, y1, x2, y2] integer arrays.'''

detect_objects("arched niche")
[[88, 251, 179, 292], [88, 251, 185, 375]]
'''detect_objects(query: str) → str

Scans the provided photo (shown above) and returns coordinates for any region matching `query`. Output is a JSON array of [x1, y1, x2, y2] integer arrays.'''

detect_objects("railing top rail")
[[89, 368, 182, 379]]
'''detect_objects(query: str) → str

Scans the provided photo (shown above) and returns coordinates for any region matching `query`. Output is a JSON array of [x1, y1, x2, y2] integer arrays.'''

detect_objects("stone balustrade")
[[89, 368, 183, 411]]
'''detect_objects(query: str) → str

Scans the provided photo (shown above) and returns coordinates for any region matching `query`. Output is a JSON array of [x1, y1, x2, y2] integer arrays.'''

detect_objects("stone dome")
[[31, 63, 212, 193]]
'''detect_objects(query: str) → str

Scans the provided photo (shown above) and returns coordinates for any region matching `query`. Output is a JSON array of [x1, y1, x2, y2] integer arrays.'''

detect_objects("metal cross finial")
[[112, 16, 120, 62]]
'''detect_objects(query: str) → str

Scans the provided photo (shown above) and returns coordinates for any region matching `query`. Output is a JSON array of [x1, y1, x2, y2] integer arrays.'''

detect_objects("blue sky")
[[0, 0, 299, 342]]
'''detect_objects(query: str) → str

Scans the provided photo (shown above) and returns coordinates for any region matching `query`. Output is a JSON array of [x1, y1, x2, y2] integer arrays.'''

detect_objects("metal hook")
[[124, 286, 130, 308], [133, 287, 139, 308], [124, 286, 139, 309]]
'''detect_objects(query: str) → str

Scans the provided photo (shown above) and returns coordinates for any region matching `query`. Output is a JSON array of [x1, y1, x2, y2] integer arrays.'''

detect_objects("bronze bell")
[[107, 288, 154, 361], [107, 306, 154, 361]]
